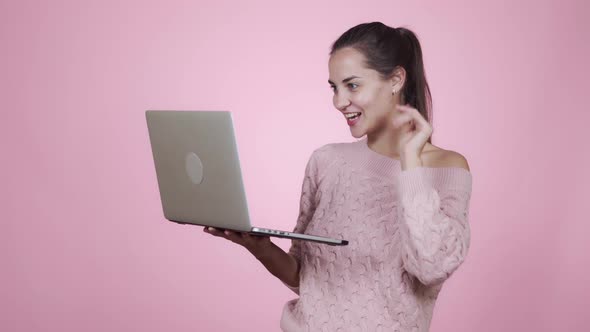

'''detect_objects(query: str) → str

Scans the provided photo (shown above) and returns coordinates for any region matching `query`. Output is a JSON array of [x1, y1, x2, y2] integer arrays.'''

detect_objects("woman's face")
[[328, 47, 402, 139]]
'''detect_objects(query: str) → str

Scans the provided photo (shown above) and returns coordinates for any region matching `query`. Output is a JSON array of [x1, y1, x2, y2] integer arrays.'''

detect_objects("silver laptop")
[[145, 110, 348, 246]]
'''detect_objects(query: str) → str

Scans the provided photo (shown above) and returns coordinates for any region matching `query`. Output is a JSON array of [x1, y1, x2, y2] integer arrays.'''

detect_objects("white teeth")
[[345, 113, 361, 119]]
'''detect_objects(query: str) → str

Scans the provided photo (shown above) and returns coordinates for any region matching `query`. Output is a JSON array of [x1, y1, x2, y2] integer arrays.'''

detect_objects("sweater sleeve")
[[396, 167, 473, 286], [283, 150, 320, 295]]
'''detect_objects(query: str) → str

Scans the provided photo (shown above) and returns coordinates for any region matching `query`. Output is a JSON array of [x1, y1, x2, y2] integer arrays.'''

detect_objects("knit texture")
[[280, 138, 473, 332]]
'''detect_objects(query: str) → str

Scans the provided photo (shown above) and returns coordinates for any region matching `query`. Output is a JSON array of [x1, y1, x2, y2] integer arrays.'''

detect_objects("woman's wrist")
[[401, 152, 423, 170], [247, 240, 275, 259]]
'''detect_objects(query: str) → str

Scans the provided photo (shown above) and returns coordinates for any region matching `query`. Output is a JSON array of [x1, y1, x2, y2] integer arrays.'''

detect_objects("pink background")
[[2, 0, 589, 331]]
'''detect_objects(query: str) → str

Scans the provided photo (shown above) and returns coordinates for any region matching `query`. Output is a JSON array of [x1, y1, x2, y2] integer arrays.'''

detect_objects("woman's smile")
[[344, 112, 362, 126]]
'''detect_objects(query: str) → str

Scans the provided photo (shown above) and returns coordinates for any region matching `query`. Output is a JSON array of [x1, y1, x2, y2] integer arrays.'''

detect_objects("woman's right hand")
[[203, 227, 273, 256], [204, 227, 299, 288]]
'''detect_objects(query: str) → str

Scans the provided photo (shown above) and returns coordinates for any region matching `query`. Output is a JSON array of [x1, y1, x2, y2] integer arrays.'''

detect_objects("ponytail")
[[397, 27, 433, 140]]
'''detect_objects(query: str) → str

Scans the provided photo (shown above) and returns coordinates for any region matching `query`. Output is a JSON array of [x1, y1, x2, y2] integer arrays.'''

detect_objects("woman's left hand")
[[392, 104, 433, 159]]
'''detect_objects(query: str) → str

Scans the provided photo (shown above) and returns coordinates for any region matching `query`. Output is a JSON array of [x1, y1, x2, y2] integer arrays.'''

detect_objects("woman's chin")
[[350, 129, 365, 139]]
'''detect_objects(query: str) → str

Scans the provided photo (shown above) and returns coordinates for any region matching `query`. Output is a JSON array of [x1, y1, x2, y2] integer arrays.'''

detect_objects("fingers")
[[392, 111, 414, 129], [223, 230, 244, 243], [396, 104, 429, 128], [203, 227, 272, 251], [394, 104, 432, 134], [203, 227, 246, 245], [203, 227, 230, 239]]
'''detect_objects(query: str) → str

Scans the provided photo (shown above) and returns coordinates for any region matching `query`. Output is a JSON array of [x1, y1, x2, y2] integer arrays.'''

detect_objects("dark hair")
[[330, 22, 433, 143]]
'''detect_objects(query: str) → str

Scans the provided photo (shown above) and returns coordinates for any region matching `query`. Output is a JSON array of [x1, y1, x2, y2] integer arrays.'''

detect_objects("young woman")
[[204, 21, 472, 332]]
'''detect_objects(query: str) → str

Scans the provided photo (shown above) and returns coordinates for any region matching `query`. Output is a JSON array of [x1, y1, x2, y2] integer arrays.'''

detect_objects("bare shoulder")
[[422, 144, 470, 171]]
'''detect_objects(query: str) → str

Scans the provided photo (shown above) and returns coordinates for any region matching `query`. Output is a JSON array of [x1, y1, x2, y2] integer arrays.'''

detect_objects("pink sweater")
[[280, 138, 473, 332]]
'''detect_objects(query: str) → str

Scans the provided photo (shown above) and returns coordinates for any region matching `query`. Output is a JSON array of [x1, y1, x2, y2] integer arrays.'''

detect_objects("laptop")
[[145, 110, 348, 246]]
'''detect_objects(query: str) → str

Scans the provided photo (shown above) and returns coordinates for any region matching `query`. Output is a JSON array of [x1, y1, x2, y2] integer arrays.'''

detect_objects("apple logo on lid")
[[185, 152, 204, 185]]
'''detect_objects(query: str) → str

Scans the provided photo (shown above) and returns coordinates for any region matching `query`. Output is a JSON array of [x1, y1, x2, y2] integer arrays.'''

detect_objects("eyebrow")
[[328, 76, 360, 85]]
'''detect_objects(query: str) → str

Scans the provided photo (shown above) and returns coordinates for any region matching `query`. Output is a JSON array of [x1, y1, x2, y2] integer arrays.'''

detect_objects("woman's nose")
[[334, 93, 351, 111]]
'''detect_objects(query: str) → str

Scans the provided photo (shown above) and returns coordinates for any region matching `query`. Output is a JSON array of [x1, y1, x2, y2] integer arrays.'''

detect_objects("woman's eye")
[[348, 83, 358, 89]]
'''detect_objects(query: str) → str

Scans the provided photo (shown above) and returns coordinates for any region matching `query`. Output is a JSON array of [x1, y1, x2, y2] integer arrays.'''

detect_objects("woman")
[[204, 21, 472, 332]]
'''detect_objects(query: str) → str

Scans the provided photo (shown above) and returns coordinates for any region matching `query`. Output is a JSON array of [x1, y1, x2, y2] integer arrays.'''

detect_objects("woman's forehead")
[[329, 47, 366, 65], [329, 54, 375, 82]]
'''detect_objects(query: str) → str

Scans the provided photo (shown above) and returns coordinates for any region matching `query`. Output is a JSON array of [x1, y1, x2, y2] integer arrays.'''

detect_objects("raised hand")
[[391, 104, 433, 159]]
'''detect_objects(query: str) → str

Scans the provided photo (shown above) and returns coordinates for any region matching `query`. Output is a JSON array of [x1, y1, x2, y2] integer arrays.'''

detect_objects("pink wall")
[[2, 0, 589, 331]]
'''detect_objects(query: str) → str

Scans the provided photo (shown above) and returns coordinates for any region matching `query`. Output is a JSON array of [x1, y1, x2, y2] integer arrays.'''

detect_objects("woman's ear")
[[390, 66, 406, 94]]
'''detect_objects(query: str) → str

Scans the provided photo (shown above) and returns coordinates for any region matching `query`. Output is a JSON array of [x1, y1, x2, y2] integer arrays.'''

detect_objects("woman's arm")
[[250, 240, 300, 288], [203, 227, 300, 287], [396, 165, 473, 287], [203, 146, 324, 291]]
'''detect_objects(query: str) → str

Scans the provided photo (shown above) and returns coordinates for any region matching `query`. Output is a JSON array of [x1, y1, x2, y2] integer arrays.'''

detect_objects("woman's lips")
[[346, 113, 362, 126]]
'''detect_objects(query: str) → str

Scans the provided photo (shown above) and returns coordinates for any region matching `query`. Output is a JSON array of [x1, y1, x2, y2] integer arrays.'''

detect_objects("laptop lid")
[[145, 110, 252, 232]]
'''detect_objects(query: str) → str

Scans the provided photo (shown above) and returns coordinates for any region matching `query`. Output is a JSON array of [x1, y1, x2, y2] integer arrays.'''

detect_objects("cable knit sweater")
[[280, 138, 473, 332]]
